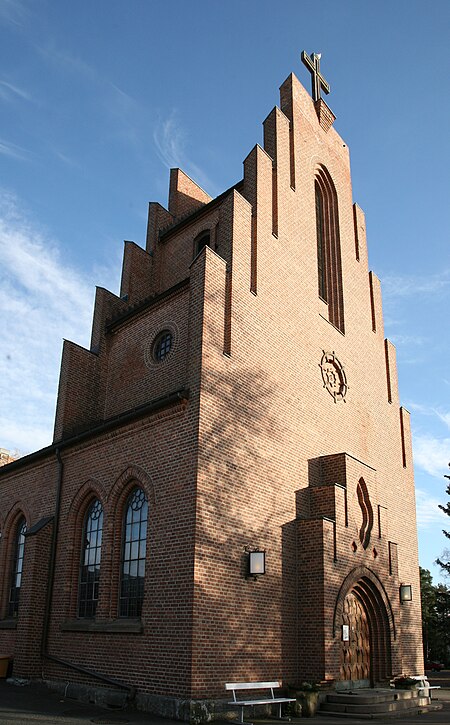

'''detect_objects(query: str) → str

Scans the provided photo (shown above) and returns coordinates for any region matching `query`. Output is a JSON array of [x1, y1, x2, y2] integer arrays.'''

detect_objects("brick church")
[[0, 55, 423, 718]]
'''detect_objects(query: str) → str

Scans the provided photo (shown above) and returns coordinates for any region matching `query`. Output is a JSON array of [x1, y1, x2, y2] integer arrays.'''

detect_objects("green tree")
[[420, 567, 436, 658], [419, 567, 450, 664], [433, 584, 450, 664], [436, 463, 450, 575]]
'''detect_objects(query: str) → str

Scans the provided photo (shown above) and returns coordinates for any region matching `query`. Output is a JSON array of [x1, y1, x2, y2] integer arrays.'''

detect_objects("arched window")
[[153, 329, 173, 362], [315, 183, 327, 301], [194, 230, 210, 258], [315, 167, 345, 333], [8, 517, 27, 617], [119, 487, 148, 617], [78, 499, 103, 618]]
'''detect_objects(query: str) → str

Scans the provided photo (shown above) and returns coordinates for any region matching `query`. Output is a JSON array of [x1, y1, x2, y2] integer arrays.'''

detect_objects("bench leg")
[[278, 702, 282, 719], [237, 706, 252, 725]]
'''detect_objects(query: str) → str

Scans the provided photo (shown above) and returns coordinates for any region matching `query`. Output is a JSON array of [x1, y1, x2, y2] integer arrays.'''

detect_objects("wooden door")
[[340, 591, 371, 686]]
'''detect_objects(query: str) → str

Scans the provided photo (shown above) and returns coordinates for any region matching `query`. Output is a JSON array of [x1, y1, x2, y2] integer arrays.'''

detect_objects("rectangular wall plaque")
[[342, 624, 349, 642]]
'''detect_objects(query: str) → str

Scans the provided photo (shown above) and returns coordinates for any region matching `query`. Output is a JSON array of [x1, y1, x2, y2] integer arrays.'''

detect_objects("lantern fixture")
[[400, 584, 413, 603], [245, 548, 266, 580]]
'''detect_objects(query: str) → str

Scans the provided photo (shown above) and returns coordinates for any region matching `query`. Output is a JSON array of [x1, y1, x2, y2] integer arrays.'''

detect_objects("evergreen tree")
[[420, 567, 450, 664], [420, 567, 436, 659], [434, 584, 450, 664], [436, 463, 450, 575]]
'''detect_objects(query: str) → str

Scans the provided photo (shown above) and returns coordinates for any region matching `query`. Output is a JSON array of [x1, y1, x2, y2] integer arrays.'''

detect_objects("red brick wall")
[[103, 285, 190, 418], [14, 519, 53, 678], [0, 455, 56, 656], [43, 405, 198, 698]]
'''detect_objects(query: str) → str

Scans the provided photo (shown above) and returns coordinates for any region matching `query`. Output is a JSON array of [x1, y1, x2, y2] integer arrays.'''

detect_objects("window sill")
[[319, 312, 345, 336], [61, 618, 143, 634], [0, 619, 17, 629]]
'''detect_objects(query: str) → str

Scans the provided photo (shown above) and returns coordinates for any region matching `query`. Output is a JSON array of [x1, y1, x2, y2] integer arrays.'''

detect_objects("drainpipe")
[[40, 448, 63, 657], [41, 447, 135, 700]]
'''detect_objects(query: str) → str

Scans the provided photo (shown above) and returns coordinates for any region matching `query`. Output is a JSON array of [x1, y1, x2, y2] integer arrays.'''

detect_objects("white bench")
[[410, 676, 441, 699], [226, 681, 296, 723], [417, 684, 441, 699]]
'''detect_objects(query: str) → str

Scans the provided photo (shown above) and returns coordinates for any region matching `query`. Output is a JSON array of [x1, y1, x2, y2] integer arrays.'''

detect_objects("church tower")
[[0, 55, 423, 718]]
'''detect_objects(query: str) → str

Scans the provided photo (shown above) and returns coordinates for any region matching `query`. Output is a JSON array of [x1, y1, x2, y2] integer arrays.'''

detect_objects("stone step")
[[318, 688, 443, 720], [319, 703, 443, 720], [327, 694, 397, 705], [321, 696, 431, 714], [326, 689, 424, 705]]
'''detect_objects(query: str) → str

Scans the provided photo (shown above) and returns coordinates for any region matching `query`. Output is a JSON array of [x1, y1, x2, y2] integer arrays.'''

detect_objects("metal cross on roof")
[[301, 50, 330, 102]]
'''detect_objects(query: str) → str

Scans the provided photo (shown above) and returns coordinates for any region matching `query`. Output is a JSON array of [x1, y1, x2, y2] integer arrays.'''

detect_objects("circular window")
[[144, 322, 179, 370], [153, 330, 173, 362]]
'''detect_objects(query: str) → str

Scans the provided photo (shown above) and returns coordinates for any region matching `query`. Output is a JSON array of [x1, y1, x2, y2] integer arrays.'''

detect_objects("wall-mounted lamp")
[[245, 548, 266, 580], [400, 584, 413, 603]]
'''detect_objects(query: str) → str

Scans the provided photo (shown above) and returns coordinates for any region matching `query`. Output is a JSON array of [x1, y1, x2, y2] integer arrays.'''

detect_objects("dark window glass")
[[119, 488, 148, 617], [8, 517, 27, 618], [78, 499, 103, 618], [194, 231, 210, 257], [153, 331, 172, 361], [315, 168, 345, 333], [315, 182, 327, 301]]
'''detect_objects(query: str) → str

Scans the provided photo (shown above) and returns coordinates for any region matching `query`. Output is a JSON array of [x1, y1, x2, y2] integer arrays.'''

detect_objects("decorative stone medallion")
[[320, 350, 348, 402]]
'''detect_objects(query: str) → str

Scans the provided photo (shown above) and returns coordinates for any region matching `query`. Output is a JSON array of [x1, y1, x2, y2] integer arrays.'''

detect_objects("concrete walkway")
[[1, 680, 450, 724]]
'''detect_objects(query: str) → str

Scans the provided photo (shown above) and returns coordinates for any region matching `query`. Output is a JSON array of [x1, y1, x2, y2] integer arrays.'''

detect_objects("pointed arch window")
[[119, 487, 148, 618], [194, 230, 210, 258], [8, 517, 27, 618], [78, 499, 103, 618], [315, 167, 345, 333]]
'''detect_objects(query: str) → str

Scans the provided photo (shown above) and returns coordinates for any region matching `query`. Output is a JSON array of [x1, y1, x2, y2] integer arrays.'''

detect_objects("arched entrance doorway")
[[336, 573, 393, 689]]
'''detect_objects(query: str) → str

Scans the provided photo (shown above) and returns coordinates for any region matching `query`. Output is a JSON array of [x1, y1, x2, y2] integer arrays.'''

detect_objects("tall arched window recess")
[[78, 499, 103, 618], [8, 517, 27, 617], [119, 487, 148, 618], [315, 166, 345, 333]]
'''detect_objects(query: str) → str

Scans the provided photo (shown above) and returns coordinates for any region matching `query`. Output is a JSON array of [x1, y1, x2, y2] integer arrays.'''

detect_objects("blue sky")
[[1, 0, 449, 583]]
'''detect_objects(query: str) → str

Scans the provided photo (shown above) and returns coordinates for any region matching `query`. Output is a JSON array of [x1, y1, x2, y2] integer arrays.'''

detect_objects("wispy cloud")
[[0, 138, 32, 161], [153, 112, 187, 170], [153, 111, 218, 197], [0, 190, 117, 453], [408, 402, 450, 432], [36, 42, 141, 146], [413, 433, 450, 478], [416, 488, 448, 529], [389, 333, 427, 346], [382, 271, 450, 299], [0, 0, 28, 27], [436, 411, 450, 431], [36, 43, 98, 81], [0, 79, 31, 102], [52, 149, 80, 168], [408, 401, 436, 416]]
